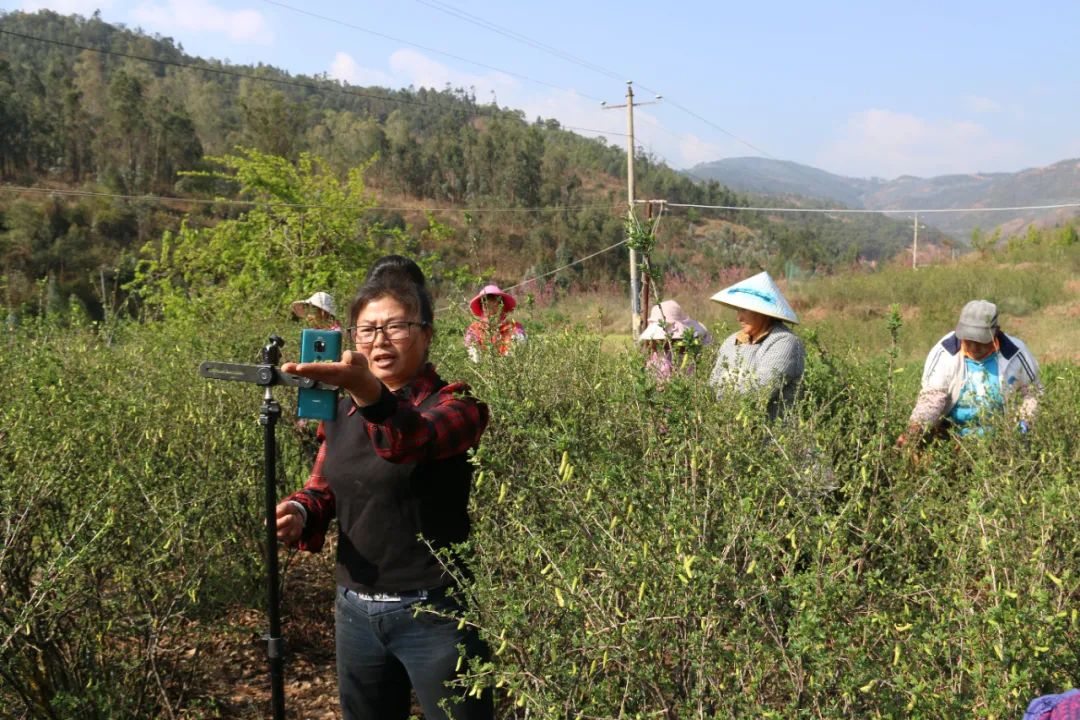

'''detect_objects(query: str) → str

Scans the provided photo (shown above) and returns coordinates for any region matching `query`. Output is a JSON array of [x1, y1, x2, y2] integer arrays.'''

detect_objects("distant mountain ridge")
[[688, 157, 1080, 239]]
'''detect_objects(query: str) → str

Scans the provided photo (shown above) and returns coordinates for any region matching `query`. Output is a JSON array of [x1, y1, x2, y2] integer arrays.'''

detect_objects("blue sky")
[[12, 0, 1080, 178]]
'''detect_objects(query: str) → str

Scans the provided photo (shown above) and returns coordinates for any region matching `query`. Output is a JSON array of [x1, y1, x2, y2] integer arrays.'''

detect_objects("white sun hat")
[[709, 271, 798, 324], [291, 291, 337, 319], [638, 322, 672, 342], [637, 299, 711, 343]]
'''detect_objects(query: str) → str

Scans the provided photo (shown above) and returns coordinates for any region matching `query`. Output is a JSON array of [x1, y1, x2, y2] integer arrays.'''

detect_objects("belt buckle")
[[355, 589, 428, 602], [370, 592, 402, 602]]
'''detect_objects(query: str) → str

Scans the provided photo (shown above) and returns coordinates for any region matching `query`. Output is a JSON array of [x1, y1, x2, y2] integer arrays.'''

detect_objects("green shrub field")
[[2, 291, 1078, 718]]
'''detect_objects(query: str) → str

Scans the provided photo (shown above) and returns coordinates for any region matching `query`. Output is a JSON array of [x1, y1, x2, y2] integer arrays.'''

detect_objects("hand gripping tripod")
[[199, 334, 336, 720]]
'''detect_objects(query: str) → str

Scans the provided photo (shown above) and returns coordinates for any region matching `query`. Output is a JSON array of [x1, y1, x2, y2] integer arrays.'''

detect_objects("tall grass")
[[1, 246, 1078, 718], [517, 243, 1080, 364], [0, 315, 309, 718]]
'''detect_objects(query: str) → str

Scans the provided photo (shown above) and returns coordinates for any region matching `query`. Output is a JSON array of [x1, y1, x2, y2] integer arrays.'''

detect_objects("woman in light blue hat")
[[708, 271, 806, 420]]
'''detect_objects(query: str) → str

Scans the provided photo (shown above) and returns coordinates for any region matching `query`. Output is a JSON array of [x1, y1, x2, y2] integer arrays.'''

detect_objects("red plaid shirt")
[[285, 363, 489, 552]]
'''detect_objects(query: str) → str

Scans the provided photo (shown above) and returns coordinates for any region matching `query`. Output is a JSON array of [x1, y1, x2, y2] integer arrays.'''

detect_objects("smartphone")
[[297, 329, 342, 420]]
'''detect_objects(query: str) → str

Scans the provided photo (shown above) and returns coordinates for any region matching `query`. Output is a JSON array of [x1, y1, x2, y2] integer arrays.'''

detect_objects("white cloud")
[[390, 49, 515, 94], [818, 108, 1026, 178], [328, 49, 586, 122], [130, 0, 272, 45], [670, 130, 730, 169], [22, 0, 115, 14], [329, 52, 396, 87], [328, 49, 744, 169], [961, 94, 1002, 113]]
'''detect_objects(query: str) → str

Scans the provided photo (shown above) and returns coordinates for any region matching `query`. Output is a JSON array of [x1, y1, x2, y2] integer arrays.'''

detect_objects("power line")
[[258, 0, 605, 103], [414, 0, 625, 83], [436, 239, 630, 313], [633, 85, 780, 161], [0, 184, 624, 214], [642, 199, 1080, 215], [559, 124, 629, 137], [414, 0, 751, 165], [409, 0, 779, 160]]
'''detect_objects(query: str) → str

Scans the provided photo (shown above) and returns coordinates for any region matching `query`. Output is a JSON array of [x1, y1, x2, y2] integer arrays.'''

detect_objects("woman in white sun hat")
[[708, 271, 805, 420], [291, 291, 340, 330], [291, 292, 342, 461], [639, 299, 711, 382]]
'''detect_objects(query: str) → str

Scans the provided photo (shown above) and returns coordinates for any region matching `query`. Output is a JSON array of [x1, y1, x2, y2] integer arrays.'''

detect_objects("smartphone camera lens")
[[314, 340, 326, 353]]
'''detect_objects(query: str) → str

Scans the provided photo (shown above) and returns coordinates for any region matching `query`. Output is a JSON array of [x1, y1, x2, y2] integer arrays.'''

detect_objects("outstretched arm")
[[358, 383, 489, 463]]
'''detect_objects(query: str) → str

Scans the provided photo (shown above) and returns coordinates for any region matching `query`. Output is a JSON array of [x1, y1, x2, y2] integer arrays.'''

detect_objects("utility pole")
[[603, 82, 661, 338], [912, 214, 926, 269], [912, 213, 919, 270]]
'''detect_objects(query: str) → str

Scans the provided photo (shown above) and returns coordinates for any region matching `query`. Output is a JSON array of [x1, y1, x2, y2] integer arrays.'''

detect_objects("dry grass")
[[523, 252, 1080, 363]]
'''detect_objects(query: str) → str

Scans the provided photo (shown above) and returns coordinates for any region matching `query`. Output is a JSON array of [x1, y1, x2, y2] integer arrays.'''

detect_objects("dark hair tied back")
[[365, 254, 427, 287], [350, 255, 434, 328]]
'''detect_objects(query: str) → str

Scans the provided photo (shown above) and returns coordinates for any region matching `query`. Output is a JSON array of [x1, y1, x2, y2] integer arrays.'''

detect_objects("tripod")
[[199, 334, 336, 720]]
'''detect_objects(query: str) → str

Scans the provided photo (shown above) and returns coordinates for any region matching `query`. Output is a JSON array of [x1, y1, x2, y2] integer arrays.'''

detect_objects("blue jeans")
[[334, 586, 493, 720]]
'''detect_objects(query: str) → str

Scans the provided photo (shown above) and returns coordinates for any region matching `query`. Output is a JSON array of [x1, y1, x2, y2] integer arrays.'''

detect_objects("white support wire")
[[639, 199, 1080, 215], [437, 238, 629, 314], [503, 239, 628, 293], [560, 124, 630, 137]]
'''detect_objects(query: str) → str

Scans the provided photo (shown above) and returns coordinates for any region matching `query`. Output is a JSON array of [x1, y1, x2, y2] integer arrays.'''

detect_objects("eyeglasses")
[[347, 321, 427, 345]]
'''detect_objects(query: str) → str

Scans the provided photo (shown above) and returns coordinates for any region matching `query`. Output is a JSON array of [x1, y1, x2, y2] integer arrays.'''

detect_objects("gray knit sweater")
[[709, 322, 806, 420]]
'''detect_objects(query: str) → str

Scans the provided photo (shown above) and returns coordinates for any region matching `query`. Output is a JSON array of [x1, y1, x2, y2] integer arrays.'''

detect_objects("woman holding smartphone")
[[275, 256, 492, 720]]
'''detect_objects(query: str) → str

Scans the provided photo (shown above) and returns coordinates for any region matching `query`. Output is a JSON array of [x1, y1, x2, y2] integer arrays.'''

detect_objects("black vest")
[[321, 390, 473, 593]]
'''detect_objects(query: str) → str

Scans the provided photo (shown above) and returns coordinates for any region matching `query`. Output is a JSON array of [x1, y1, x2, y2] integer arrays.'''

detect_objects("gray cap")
[[955, 300, 999, 343]]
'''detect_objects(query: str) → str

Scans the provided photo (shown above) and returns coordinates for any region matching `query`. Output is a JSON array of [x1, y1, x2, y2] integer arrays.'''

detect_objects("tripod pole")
[[200, 334, 338, 719], [261, 387, 286, 720]]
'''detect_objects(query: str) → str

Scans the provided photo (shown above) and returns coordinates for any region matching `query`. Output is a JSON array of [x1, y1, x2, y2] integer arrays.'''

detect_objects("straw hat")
[[709, 272, 798, 324], [469, 284, 517, 318], [291, 291, 336, 319]]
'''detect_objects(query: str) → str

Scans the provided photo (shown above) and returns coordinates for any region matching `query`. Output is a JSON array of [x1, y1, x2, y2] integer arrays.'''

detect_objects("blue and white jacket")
[[909, 331, 1041, 428]]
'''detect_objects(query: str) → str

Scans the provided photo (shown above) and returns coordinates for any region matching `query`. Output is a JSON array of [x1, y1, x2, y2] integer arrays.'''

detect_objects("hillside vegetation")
[[2, 242, 1079, 718], [3, 9, 941, 319]]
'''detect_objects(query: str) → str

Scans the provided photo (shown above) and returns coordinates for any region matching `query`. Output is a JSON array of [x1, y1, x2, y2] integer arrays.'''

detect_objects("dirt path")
[[174, 546, 344, 719]]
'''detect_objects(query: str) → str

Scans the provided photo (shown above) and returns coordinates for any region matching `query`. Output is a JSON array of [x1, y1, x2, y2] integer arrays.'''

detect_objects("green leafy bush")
[[1, 307, 1077, 718], [443, 325, 1080, 718], [0, 315, 309, 718]]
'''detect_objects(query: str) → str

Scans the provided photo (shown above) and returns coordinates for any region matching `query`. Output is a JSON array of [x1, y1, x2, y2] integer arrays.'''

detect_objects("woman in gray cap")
[[896, 299, 1042, 447]]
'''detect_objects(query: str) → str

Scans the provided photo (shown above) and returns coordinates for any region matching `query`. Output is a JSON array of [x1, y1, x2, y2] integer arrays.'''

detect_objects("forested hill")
[[0, 10, 940, 317], [690, 157, 1080, 239]]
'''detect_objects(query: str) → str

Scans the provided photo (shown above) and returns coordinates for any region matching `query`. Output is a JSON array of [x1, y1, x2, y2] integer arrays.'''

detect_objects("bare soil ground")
[[176, 547, 344, 719]]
